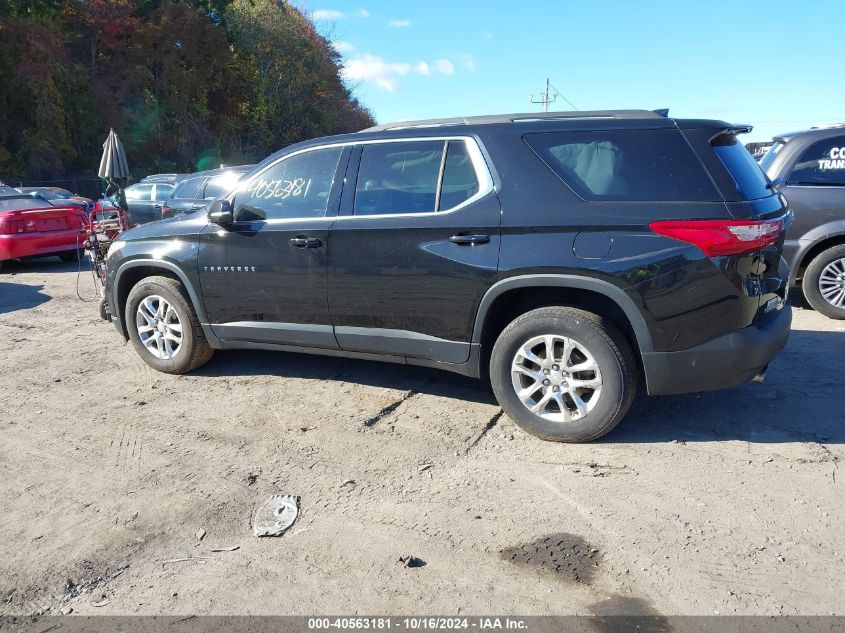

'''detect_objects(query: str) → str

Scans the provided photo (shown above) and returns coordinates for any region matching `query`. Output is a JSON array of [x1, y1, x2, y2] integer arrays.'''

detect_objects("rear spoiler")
[[709, 125, 753, 143]]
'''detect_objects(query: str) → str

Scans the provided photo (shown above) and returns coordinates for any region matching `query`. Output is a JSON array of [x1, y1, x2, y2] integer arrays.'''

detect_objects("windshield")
[[758, 141, 785, 176], [203, 172, 243, 199]]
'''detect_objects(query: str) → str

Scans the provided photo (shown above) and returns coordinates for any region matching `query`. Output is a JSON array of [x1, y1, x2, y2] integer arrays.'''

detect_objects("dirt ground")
[[0, 257, 843, 617]]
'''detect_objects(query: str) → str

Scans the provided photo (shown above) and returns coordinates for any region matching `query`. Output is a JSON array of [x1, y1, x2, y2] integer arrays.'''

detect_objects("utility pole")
[[531, 78, 557, 113]]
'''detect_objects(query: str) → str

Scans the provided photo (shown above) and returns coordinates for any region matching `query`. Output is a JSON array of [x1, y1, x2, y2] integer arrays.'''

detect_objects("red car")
[[0, 194, 87, 271]]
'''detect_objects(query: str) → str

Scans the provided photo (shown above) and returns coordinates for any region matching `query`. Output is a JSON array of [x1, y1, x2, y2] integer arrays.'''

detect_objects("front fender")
[[105, 236, 216, 344]]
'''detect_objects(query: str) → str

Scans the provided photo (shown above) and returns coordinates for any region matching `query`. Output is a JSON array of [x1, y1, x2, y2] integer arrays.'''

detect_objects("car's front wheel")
[[125, 275, 214, 374], [489, 306, 637, 442], [803, 245, 845, 320]]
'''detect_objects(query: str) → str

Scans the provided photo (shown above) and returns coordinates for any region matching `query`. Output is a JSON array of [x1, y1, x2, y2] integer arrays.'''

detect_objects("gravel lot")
[[0, 258, 843, 617]]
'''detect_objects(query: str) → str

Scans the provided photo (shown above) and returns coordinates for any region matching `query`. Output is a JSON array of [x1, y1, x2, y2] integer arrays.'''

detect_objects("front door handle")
[[290, 236, 323, 248], [449, 234, 490, 245]]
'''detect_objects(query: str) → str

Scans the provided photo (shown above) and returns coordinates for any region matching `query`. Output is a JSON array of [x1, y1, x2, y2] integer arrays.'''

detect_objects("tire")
[[802, 245, 845, 319], [125, 275, 214, 374], [489, 306, 637, 442], [58, 249, 82, 263]]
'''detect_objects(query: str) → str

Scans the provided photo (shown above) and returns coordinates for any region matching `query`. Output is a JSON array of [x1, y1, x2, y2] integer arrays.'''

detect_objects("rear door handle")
[[449, 234, 490, 245], [290, 236, 323, 248]]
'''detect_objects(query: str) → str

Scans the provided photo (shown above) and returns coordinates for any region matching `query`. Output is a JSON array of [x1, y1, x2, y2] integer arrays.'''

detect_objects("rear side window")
[[153, 184, 173, 201], [439, 140, 480, 210], [173, 177, 205, 200], [354, 141, 443, 215], [711, 135, 771, 200], [125, 184, 153, 201], [788, 136, 845, 186], [524, 129, 719, 202]]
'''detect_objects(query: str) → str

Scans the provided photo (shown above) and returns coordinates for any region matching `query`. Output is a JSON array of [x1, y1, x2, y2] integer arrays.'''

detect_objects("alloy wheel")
[[136, 294, 183, 360], [819, 257, 845, 308], [510, 334, 603, 423]]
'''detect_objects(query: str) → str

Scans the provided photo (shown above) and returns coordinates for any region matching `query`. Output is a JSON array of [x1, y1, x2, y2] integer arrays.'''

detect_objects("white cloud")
[[333, 40, 355, 53], [313, 9, 343, 20], [357, 8, 370, 17], [454, 54, 476, 71], [388, 18, 411, 27], [432, 59, 454, 75], [342, 54, 456, 92]]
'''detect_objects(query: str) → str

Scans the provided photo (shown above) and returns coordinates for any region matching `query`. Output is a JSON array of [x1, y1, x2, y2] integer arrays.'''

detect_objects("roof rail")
[[361, 109, 666, 133]]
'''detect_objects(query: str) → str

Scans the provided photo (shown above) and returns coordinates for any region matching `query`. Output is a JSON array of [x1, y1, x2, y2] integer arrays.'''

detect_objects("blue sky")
[[305, 0, 845, 142]]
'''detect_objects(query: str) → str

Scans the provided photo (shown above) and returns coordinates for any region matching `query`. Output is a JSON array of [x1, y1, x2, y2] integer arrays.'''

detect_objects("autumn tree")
[[0, 0, 374, 180]]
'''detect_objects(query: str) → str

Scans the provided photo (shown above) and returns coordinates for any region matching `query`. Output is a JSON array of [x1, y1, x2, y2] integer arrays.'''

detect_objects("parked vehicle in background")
[[123, 181, 176, 224], [760, 124, 845, 318], [103, 110, 792, 443], [753, 145, 773, 161], [0, 193, 87, 270], [160, 166, 252, 219], [16, 186, 93, 213], [0, 181, 15, 193], [140, 173, 187, 185]]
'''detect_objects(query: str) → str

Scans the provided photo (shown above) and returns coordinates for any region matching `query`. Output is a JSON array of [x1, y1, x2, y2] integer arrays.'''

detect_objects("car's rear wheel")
[[803, 244, 845, 320], [58, 249, 82, 263], [489, 306, 637, 442], [125, 275, 214, 374]]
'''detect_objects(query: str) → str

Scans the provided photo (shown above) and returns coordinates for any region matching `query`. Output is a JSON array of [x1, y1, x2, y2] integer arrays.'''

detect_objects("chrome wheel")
[[135, 294, 183, 360], [511, 334, 603, 423], [819, 257, 845, 308]]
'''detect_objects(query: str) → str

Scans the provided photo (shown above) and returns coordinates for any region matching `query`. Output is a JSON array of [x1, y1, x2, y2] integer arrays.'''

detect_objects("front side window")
[[234, 146, 343, 221], [788, 136, 845, 186], [125, 184, 153, 201], [354, 140, 444, 215], [524, 129, 720, 202]]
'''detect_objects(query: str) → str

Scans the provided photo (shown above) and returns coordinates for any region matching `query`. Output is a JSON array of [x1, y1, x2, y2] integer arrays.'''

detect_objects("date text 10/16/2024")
[[307, 618, 528, 631]]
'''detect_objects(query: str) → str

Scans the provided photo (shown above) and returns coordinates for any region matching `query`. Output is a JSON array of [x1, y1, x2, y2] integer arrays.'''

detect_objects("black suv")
[[102, 110, 792, 442], [759, 125, 845, 318]]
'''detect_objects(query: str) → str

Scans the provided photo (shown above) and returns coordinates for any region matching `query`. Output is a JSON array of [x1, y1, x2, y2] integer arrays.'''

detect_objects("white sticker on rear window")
[[819, 148, 845, 170]]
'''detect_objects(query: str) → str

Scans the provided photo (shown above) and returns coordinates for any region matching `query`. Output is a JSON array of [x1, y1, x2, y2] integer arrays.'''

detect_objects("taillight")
[[0, 219, 25, 235], [648, 218, 783, 256]]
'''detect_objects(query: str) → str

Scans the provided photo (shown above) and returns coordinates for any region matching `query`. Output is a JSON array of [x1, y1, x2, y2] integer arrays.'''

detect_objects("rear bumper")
[[642, 304, 792, 396], [0, 229, 82, 261]]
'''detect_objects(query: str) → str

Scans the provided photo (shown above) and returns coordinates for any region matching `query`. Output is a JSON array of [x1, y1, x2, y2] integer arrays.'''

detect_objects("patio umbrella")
[[97, 128, 129, 180], [97, 128, 129, 217]]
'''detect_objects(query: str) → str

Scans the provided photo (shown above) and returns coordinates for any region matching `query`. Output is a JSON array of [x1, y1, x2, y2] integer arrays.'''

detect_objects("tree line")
[[0, 0, 375, 180]]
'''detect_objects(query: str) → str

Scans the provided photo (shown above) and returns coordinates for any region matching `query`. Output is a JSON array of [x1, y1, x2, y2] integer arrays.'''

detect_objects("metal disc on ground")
[[252, 494, 299, 537]]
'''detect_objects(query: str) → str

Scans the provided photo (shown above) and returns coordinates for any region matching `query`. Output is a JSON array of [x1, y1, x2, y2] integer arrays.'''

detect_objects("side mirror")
[[208, 199, 233, 225]]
